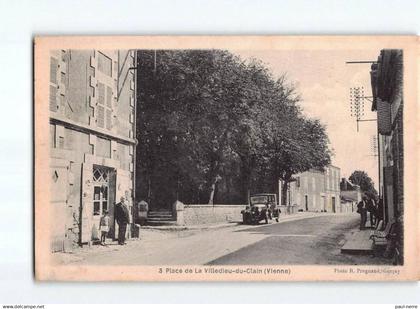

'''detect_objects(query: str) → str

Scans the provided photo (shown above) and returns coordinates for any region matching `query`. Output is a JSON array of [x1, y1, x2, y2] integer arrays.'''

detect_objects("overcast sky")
[[234, 49, 380, 189]]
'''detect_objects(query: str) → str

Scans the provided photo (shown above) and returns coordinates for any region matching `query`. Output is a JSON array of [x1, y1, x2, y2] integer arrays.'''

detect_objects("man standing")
[[115, 196, 130, 245], [366, 197, 377, 228], [357, 196, 368, 230]]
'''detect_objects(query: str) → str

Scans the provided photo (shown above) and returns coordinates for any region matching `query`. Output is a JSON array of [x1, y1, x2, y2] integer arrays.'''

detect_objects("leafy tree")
[[349, 170, 378, 199], [135, 50, 332, 208]]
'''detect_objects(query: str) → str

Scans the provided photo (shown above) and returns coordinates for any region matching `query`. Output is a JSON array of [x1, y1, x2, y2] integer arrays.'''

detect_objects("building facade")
[[339, 178, 362, 213], [49, 50, 137, 251], [285, 165, 341, 213], [370, 49, 403, 262]]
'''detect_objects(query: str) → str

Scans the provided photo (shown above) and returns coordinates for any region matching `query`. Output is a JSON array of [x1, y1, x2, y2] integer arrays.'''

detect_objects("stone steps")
[[146, 210, 176, 226]]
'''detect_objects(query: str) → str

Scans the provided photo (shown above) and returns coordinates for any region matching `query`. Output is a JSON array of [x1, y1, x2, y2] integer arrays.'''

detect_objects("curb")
[[141, 212, 335, 232], [141, 222, 240, 231]]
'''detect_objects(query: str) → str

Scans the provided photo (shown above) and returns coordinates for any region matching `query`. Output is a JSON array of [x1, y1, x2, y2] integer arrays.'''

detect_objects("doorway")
[[305, 195, 308, 211], [332, 196, 336, 213], [92, 165, 115, 240]]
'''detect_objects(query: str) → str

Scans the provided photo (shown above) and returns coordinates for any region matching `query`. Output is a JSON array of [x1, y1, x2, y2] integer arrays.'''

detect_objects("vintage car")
[[241, 193, 280, 224]]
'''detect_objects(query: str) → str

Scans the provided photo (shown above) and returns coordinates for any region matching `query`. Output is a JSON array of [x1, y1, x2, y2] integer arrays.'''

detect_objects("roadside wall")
[[182, 204, 245, 226]]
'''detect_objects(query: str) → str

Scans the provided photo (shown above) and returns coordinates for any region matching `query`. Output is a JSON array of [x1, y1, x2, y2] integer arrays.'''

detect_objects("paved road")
[[208, 213, 387, 265], [55, 213, 389, 265]]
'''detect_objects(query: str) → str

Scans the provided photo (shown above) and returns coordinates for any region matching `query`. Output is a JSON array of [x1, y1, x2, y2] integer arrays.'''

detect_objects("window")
[[92, 166, 110, 216], [98, 52, 112, 76]]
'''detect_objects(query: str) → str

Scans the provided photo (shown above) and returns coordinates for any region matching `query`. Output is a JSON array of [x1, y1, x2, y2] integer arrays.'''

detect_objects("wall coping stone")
[[185, 204, 246, 208]]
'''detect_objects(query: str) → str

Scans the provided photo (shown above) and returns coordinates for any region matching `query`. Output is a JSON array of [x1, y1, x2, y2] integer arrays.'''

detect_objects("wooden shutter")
[[50, 57, 58, 84], [106, 86, 112, 107], [97, 105, 105, 128], [49, 85, 57, 112], [106, 109, 112, 130], [98, 82, 105, 105], [377, 98, 392, 135], [81, 163, 94, 244], [50, 158, 68, 252]]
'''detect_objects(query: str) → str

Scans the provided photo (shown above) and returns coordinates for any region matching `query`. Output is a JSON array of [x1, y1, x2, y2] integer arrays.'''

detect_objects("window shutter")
[[106, 109, 112, 130], [97, 105, 105, 128], [377, 98, 392, 135], [50, 57, 58, 84], [49, 85, 57, 111], [98, 82, 105, 106], [106, 86, 112, 107]]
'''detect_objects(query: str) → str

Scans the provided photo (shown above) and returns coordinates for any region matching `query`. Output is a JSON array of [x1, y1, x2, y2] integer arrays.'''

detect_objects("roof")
[[340, 195, 358, 202], [340, 178, 360, 191]]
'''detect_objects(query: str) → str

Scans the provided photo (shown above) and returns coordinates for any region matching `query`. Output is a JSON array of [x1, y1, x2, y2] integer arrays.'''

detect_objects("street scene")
[[47, 47, 403, 266], [54, 213, 390, 266]]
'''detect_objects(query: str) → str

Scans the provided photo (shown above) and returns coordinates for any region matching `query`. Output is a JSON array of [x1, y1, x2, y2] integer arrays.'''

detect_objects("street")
[[54, 213, 390, 266]]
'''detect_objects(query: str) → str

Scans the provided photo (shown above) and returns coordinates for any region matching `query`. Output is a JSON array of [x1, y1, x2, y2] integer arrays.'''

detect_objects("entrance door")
[[305, 195, 308, 211], [50, 158, 68, 252], [332, 197, 336, 213], [91, 165, 111, 240], [81, 163, 116, 244], [321, 196, 326, 212]]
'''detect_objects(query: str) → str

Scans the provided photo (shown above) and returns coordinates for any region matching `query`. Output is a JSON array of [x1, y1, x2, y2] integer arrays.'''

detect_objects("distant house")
[[339, 178, 362, 213], [285, 165, 341, 213]]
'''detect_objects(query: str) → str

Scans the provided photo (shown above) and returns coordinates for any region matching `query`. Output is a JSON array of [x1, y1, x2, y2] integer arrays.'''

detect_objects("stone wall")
[[180, 204, 245, 226]]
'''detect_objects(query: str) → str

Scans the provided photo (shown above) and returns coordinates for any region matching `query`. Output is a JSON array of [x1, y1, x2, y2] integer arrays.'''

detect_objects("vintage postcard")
[[34, 36, 419, 281]]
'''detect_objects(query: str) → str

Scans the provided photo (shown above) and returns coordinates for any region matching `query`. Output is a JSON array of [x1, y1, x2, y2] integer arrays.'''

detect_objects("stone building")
[[49, 49, 137, 251], [285, 165, 341, 213], [370, 49, 403, 223], [339, 178, 362, 213], [370, 49, 403, 261]]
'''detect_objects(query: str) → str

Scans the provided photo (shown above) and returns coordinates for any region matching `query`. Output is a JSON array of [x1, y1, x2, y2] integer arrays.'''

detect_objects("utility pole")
[[349, 86, 376, 132]]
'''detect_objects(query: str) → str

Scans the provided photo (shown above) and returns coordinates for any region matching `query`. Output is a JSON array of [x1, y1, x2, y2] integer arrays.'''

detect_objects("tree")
[[136, 50, 332, 208], [267, 115, 332, 205], [349, 170, 378, 199], [136, 50, 255, 206]]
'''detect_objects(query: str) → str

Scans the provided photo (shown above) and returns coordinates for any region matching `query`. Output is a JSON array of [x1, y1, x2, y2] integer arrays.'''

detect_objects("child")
[[99, 210, 110, 246]]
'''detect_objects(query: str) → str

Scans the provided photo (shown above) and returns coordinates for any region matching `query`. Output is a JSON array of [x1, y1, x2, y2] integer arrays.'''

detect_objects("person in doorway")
[[356, 196, 368, 230], [99, 210, 110, 246], [115, 196, 130, 245]]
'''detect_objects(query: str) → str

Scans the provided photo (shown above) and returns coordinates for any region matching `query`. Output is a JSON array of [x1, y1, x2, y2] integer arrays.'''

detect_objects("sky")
[[234, 49, 381, 189]]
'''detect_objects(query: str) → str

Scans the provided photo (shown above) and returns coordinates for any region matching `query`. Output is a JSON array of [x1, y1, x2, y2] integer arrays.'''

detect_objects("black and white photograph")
[[34, 36, 417, 281], [1, 0, 420, 306]]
